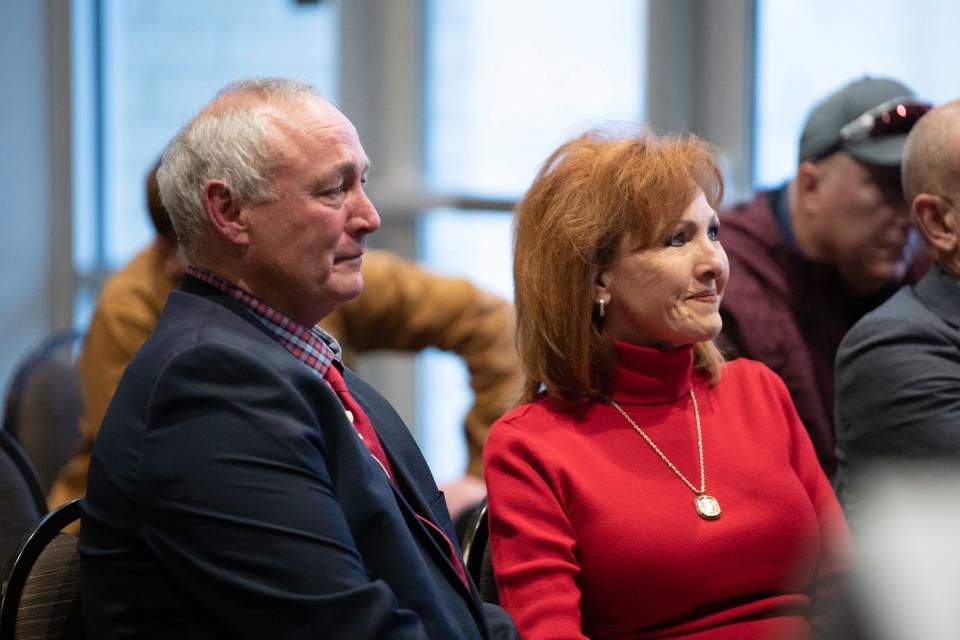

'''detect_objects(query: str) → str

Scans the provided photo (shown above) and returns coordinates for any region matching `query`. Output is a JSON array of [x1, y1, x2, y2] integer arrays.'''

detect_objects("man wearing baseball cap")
[[717, 77, 932, 477]]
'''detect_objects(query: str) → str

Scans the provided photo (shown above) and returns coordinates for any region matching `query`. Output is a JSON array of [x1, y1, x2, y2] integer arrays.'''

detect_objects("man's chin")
[[330, 275, 364, 305]]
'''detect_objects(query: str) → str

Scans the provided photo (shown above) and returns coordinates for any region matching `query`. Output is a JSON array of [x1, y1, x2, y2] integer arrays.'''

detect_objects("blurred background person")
[[717, 77, 932, 477], [834, 99, 960, 513], [485, 129, 850, 640], [48, 162, 186, 510], [49, 160, 519, 520]]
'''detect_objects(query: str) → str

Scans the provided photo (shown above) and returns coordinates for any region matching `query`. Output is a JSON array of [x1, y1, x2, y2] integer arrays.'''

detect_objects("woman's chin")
[[681, 322, 722, 346]]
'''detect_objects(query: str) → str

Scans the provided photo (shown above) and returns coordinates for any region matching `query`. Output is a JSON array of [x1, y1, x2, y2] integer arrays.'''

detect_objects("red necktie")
[[323, 365, 469, 587], [324, 364, 396, 481]]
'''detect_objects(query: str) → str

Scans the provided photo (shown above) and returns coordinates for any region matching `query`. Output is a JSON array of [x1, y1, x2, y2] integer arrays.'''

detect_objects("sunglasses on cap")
[[839, 97, 932, 144]]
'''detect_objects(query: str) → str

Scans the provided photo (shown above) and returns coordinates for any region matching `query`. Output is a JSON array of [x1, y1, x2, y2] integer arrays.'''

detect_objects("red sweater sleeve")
[[484, 406, 589, 640], [770, 368, 853, 630]]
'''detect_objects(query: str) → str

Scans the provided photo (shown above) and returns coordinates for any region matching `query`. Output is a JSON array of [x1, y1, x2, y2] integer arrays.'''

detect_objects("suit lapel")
[[175, 282, 489, 629], [345, 374, 484, 606]]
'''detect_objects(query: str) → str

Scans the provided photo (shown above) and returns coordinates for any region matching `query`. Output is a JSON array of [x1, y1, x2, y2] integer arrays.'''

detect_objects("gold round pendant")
[[695, 494, 721, 520]]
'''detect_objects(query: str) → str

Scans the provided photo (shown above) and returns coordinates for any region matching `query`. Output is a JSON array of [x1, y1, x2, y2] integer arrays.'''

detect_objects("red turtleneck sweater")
[[484, 343, 851, 639]]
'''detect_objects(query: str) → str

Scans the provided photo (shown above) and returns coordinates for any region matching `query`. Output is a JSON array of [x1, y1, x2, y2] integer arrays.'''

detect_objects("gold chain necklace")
[[610, 389, 721, 520]]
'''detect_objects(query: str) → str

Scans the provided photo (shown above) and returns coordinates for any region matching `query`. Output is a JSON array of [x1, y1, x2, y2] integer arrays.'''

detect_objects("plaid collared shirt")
[[187, 266, 341, 378]]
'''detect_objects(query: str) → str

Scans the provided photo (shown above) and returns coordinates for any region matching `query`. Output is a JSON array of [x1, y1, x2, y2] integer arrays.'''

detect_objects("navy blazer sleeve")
[[835, 282, 960, 509], [836, 298, 960, 455], [137, 341, 432, 638]]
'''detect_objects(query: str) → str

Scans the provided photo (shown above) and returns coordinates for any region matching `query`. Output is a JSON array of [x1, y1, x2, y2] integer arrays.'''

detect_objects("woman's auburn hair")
[[513, 128, 725, 407]]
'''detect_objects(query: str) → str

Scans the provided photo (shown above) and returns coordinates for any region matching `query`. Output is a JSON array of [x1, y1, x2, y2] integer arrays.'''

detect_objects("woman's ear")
[[594, 271, 611, 302], [202, 179, 250, 247], [593, 273, 612, 320]]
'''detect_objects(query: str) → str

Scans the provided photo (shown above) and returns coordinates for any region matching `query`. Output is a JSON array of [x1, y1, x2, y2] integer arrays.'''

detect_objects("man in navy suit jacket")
[[80, 77, 518, 639]]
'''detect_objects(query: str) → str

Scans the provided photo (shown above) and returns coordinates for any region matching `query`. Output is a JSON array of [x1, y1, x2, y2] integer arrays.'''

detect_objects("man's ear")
[[202, 179, 250, 246], [794, 161, 822, 212], [913, 194, 959, 254]]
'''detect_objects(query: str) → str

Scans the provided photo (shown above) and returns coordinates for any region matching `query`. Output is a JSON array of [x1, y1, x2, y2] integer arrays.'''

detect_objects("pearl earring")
[[597, 299, 606, 318]]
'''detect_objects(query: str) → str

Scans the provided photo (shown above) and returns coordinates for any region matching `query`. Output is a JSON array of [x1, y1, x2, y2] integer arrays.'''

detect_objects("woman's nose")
[[696, 237, 726, 280]]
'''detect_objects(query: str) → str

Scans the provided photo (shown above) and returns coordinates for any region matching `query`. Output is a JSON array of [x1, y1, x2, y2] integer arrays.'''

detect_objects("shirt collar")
[[187, 266, 342, 378]]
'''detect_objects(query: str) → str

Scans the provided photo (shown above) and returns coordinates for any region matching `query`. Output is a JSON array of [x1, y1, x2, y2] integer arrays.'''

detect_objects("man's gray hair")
[[157, 77, 321, 250]]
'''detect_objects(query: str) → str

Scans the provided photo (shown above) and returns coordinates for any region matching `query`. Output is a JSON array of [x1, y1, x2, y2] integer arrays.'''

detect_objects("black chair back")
[[0, 430, 46, 570], [2, 330, 83, 491], [0, 499, 83, 639], [460, 498, 498, 604]]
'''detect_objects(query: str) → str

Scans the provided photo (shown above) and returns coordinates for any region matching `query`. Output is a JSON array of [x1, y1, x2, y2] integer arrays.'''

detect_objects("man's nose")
[[896, 200, 911, 223], [883, 187, 910, 217], [350, 191, 381, 236]]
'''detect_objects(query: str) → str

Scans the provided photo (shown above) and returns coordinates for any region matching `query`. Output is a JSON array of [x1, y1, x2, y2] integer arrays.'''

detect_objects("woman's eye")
[[666, 232, 685, 247], [708, 225, 720, 241]]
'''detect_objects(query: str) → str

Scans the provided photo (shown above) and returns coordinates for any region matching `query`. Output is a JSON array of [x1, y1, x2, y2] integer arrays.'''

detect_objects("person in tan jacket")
[[49, 164, 519, 518]]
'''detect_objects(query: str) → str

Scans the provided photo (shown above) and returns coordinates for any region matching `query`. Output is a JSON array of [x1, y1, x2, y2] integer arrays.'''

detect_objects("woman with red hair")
[[484, 129, 851, 639]]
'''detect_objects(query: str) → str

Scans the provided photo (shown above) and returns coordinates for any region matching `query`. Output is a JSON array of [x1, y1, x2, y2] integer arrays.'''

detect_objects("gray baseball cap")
[[798, 77, 930, 167]]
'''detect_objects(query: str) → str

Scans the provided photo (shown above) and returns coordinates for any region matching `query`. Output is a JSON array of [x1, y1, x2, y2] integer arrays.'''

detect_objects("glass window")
[[417, 210, 513, 483], [755, 0, 960, 188], [419, 0, 647, 480], [92, 0, 338, 270], [72, 0, 98, 276], [425, 0, 647, 198]]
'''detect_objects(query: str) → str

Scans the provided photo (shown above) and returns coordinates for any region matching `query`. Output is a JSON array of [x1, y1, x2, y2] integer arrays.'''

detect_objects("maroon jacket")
[[717, 188, 927, 476]]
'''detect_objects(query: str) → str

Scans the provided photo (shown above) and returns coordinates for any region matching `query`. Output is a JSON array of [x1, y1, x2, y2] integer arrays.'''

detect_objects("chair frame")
[[460, 498, 488, 587], [0, 429, 46, 516], [1, 329, 83, 439], [0, 499, 82, 639]]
